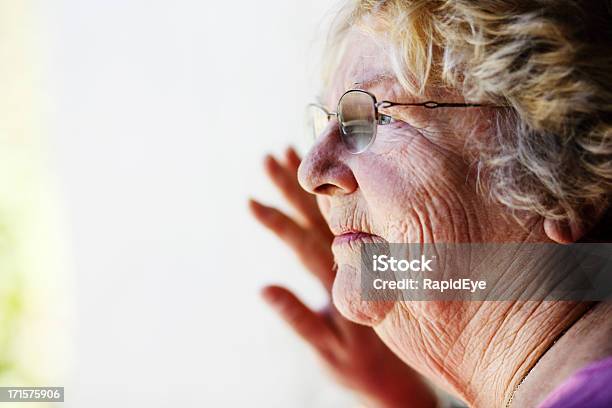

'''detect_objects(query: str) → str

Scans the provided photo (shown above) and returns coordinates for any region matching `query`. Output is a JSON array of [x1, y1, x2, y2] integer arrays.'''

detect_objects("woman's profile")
[[251, 1, 612, 407]]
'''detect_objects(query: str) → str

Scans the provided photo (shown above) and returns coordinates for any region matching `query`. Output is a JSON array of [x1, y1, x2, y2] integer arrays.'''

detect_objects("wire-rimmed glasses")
[[307, 89, 495, 154]]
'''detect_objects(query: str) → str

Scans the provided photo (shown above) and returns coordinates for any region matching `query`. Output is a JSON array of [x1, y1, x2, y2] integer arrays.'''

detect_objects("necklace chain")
[[504, 302, 598, 408]]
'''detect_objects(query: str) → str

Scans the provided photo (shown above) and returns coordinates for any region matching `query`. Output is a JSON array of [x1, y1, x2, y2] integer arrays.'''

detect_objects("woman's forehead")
[[324, 31, 397, 104], [322, 28, 454, 106]]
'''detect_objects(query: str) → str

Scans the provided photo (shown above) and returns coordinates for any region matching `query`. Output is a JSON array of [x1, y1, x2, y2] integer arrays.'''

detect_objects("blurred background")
[[0, 0, 357, 406]]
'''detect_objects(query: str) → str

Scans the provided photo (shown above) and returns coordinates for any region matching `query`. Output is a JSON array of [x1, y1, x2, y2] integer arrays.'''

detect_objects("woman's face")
[[298, 28, 534, 327]]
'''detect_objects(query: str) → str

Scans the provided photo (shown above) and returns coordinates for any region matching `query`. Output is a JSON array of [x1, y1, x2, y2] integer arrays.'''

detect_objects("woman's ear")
[[543, 218, 586, 244], [544, 205, 611, 243]]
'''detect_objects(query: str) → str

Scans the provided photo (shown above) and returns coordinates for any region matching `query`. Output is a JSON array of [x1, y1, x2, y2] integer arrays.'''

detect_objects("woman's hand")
[[249, 147, 438, 408]]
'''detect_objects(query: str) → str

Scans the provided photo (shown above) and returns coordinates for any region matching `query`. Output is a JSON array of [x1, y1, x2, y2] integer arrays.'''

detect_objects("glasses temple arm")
[[377, 100, 507, 109], [307, 103, 338, 119]]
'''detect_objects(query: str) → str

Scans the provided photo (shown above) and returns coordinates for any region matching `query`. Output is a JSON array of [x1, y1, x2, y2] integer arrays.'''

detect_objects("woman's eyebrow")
[[356, 78, 426, 106], [350, 74, 395, 91]]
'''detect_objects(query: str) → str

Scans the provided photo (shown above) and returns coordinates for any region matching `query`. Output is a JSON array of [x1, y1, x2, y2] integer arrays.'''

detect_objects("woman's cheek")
[[357, 140, 471, 243]]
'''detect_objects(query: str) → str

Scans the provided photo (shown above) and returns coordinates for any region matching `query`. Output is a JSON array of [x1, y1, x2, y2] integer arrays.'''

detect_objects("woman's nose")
[[298, 123, 358, 196]]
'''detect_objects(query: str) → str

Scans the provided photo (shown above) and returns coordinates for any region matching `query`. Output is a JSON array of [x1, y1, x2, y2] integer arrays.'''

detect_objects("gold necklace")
[[504, 369, 529, 408], [504, 302, 598, 408]]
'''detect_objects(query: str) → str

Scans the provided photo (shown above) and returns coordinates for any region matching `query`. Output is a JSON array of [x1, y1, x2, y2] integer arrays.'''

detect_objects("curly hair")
[[326, 0, 612, 223]]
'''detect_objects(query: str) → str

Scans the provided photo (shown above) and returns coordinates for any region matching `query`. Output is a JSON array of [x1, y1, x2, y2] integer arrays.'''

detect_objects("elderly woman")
[[250, 1, 612, 407]]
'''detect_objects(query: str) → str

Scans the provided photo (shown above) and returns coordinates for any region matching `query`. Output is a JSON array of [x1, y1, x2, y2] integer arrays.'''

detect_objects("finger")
[[284, 148, 329, 231], [285, 148, 332, 236], [263, 154, 328, 230], [249, 199, 335, 290], [249, 199, 307, 250], [261, 285, 338, 353], [284, 146, 301, 173]]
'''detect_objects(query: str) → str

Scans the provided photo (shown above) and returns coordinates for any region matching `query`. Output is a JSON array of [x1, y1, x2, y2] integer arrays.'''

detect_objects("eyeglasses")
[[307, 89, 496, 154]]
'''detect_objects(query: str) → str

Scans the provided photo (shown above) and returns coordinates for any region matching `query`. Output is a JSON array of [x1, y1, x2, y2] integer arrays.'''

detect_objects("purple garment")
[[538, 356, 612, 408]]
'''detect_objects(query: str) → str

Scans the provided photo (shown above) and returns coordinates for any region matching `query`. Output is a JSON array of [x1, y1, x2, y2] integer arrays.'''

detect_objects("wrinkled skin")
[[294, 28, 589, 407], [253, 26, 599, 408], [250, 146, 437, 407]]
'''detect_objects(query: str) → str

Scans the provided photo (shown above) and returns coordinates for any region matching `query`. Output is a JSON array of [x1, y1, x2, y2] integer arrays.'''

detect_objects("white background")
[[34, 1, 356, 406]]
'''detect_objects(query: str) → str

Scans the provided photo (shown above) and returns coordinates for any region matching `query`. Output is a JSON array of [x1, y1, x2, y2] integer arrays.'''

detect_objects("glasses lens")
[[307, 104, 331, 141], [338, 91, 376, 153]]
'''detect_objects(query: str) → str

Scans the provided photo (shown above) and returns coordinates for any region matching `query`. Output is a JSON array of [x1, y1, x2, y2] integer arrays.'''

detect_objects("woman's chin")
[[332, 262, 394, 327]]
